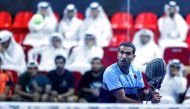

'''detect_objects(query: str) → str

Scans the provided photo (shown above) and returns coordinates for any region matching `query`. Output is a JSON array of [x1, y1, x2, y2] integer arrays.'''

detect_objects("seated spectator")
[[0, 30, 26, 75], [158, 1, 188, 52], [159, 59, 187, 104], [79, 2, 112, 47], [24, 1, 58, 47], [28, 33, 68, 72], [66, 32, 104, 74], [48, 55, 75, 102], [13, 62, 51, 102], [0, 58, 13, 101], [78, 57, 104, 102], [58, 4, 83, 49], [132, 29, 162, 72]]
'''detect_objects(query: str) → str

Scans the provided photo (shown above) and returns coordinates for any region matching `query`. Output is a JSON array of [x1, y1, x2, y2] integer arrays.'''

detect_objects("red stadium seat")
[[134, 12, 158, 33], [0, 11, 12, 30], [186, 73, 190, 87], [102, 46, 118, 67], [76, 12, 84, 20], [163, 47, 190, 65], [111, 12, 134, 39], [22, 44, 33, 62], [186, 14, 190, 28], [185, 14, 190, 50], [109, 34, 131, 46], [54, 12, 60, 21], [111, 12, 133, 30], [13, 32, 27, 44], [12, 11, 33, 32], [134, 12, 159, 43], [72, 71, 82, 94]]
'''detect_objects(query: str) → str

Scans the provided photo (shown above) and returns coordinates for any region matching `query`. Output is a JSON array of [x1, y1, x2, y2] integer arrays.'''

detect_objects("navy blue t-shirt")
[[48, 69, 74, 94]]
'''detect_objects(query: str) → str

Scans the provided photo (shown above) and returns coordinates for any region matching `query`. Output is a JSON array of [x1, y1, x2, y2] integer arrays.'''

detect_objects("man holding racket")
[[99, 42, 161, 103]]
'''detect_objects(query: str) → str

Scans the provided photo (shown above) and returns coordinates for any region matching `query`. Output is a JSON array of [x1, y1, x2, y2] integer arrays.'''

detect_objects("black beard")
[[169, 13, 175, 18], [118, 60, 131, 74]]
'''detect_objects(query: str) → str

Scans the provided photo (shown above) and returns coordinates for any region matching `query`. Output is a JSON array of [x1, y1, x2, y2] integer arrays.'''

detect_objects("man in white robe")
[[66, 32, 104, 74], [132, 29, 162, 72], [158, 1, 188, 52], [24, 1, 58, 47], [79, 2, 112, 47], [0, 30, 26, 75], [28, 33, 68, 72], [159, 59, 187, 104], [58, 4, 83, 50]]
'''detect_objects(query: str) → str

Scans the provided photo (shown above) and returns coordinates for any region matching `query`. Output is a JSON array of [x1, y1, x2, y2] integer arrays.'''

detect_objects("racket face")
[[145, 58, 166, 89]]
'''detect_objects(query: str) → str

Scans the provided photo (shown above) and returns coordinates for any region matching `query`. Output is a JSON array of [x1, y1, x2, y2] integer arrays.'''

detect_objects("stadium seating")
[[109, 34, 130, 46], [134, 12, 160, 43], [163, 47, 190, 65], [72, 71, 82, 94], [54, 12, 61, 21], [134, 12, 158, 32], [12, 11, 33, 32], [111, 12, 133, 30], [186, 14, 190, 28], [102, 46, 118, 67], [77, 12, 85, 20], [22, 44, 33, 62], [13, 32, 27, 44], [0, 11, 12, 30]]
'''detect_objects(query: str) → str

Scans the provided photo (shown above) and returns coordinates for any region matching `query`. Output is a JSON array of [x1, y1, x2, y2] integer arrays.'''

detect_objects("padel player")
[[99, 42, 161, 103]]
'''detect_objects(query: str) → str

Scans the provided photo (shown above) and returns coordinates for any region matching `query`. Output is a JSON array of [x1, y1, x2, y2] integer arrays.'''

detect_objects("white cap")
[[27, 61, 38, 68], [0, 30, 12, 43], [89, 2, 100, 9], [66, 4, 75, 11], [38, 1, 50, 9]]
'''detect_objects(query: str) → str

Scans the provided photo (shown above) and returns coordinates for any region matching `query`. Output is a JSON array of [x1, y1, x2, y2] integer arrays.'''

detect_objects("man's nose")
[[122, 53, 127, 58]]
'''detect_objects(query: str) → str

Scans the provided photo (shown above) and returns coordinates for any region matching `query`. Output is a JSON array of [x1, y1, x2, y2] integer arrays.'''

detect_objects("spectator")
[[0, 58, 13, 101], [78, 57, 104, 102], [158, 1, 188, 52], [79, 2, 112, 47], [66, 32, 104, 74], [48, 55, 75, 102], [13, 62, 51, 102], [24, 1, 58, 47], [159, 59, 187, 104], [28, 33, 68, 72], [132, 29, 162, 72], [58, 4, 83, 49], [0, 30, 26, 75]]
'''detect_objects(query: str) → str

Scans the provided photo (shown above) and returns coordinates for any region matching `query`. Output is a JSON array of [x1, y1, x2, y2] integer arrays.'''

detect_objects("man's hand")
[[151, 92, 162, 103], [91, 89, 100, 97]]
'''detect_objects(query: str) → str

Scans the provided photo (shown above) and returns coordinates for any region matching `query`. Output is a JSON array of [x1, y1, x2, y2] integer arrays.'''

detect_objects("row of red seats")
[[0, 11, 84, 44], [0, 11, 84, 30], [1, 11, 190, 48]]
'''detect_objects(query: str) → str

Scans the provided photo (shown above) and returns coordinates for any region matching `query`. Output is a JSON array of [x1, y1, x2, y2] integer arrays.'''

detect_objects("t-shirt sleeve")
[[103, 68, 123, 92], [17, 74, 25, 86], [68, 73, 75, 88]]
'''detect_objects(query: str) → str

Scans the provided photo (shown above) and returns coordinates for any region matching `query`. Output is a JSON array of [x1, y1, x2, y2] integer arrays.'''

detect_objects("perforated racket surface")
[[145, 58, 166, 90]]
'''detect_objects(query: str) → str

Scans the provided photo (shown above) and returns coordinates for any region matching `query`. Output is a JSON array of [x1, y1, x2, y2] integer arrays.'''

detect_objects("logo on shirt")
[[133, 74, 137, 79]]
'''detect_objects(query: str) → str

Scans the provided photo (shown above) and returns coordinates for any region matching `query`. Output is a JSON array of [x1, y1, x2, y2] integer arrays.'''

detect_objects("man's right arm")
[[14, 85, 33, 98], [113, 89, 141, 103]]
